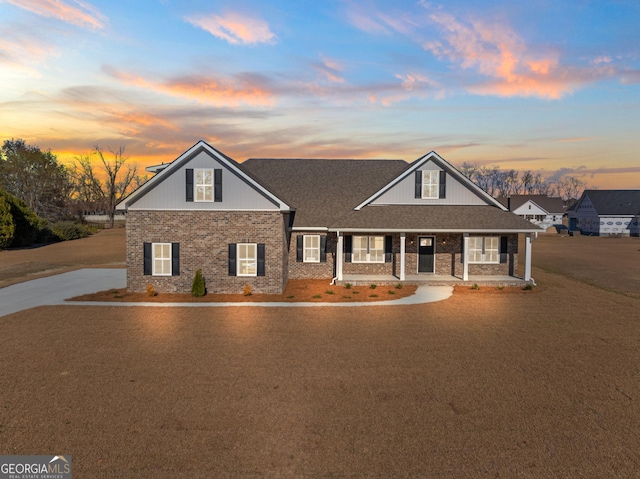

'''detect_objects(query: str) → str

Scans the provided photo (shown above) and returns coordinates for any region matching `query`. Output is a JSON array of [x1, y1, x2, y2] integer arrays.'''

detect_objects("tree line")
[[458, 162, 588, 202], [0, 138, 146, 248]]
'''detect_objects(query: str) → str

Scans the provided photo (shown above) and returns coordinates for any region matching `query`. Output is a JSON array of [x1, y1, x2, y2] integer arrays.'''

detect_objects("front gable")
[[357, 151, 505, 209], [513, 200, 548, 216], [117, 141, 290, 211]]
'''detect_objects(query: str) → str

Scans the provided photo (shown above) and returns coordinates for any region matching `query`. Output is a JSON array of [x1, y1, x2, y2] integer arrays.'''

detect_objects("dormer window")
[[422, 171, 439, 199], [195, 169, 213, 202]]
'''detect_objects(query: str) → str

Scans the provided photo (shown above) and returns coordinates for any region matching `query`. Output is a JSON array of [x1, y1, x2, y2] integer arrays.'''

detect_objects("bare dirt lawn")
[[1, 229, 639, 477]]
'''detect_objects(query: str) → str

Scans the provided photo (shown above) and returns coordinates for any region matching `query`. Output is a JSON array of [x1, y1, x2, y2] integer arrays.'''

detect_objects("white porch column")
[[400, 232, 406, 281], [336, 231, 343, 281], [462, 233, 469, 281], [524, 233, 532, 281]]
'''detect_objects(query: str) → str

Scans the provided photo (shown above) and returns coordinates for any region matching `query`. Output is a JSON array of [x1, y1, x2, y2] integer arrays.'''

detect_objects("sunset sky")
[[1, 0, 639, 189]]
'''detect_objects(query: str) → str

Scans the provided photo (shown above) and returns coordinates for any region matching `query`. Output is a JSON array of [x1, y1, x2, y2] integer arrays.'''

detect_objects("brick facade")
[[288, 232, 336, 279], [126, 210, 287, 294]]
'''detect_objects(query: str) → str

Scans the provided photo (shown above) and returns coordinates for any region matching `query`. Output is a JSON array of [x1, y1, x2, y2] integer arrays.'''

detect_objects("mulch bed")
[[69, 279, 417, 303]]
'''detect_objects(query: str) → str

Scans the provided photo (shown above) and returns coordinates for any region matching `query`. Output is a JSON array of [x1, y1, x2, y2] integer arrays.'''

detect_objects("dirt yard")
[[1, 230, 639, 477]]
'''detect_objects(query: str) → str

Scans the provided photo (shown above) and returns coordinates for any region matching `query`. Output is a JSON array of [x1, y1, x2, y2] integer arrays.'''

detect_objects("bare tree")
[[556, 176, 587, 203], [71, 146, 140, 227]]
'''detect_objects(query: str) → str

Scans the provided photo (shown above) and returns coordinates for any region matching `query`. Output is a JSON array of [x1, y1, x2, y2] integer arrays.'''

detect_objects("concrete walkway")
[[0, 268, 453, 317]]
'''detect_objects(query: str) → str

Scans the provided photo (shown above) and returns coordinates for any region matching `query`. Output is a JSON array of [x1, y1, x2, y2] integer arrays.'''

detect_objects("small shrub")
[[191, 269, 205, 297], [286, 295, 295, 299], [345, 283, 352, 289], [312, 294, 322, 299], [395, 283, 403, 289], [352, 291, 360, 295], [497, 285, 505, 291], [243, 284, 252, 296], [522, 283, 534, 291], [387, 290, 396, 295], [50, 221, 93, 241], [369, 294, 378, 298], [471, 283, 480, 290], [325, 290, 334, 295], [146, 283, 157, 297], [342, 295, 351, 299], [370, 284, 377, 289]]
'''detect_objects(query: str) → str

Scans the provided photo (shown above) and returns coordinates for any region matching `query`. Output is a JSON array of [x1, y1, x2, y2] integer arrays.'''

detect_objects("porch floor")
[[340, 274, 530, 287]]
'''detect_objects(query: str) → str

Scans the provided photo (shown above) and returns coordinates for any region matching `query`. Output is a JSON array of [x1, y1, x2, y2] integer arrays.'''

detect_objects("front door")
[[417, 236, 435, 273]]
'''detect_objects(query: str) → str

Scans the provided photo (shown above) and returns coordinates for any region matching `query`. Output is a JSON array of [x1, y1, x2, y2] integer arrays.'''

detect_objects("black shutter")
[[385, 235, 392, 263], [171, 243, 180, 276], [143, 242, 152, 275], [186, 169, 194, 202], [257, 244, 265, 276], [214, 169, 222, 202], [296, 236, 303, 262], [320, 235, 327, 263], [500, 236, 508, 264], [228, 243, 236, 276], [439, 171, 446, 199], [415, 171, 422, 198], [344, 235, 352, 263]]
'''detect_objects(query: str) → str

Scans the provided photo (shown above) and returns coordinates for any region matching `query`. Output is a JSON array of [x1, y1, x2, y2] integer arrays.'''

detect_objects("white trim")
[[291, 227, 329, 231], [336, 232, 344, 281], [399, 233, 406, 281], [354, 151, 507, 211], [524, 233, 532, 281], [127, 208, 280, 212], [237, 243, 257, 277], [329, 228, 541, 233], [462, 233, 469, 281], [303, 234, 321, 263], [152, 242, 172, 276], [117, 140, 292, 212]]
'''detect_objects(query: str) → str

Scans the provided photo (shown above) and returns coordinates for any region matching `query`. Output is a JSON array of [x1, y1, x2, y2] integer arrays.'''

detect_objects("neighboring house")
[[116, 141, 542, 294], [568, 190, 640, 236], [497, 195, 565, 229]]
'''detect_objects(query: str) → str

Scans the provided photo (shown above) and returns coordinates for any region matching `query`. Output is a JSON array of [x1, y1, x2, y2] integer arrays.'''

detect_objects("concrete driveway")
[[0, 268, 126, 317]]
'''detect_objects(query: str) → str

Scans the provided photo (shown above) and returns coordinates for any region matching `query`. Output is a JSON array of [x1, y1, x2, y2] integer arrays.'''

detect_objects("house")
[[497, 195, 565, 229], [568, 190, 640, 236], [116, 141, 542, 294]]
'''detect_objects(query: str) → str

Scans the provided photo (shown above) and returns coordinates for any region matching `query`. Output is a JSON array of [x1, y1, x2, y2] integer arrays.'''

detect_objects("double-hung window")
[[353, 236, 384, 263], [422, 171, 439, 199], [237, 243, 257, 276], [468, 237, 499, 264], [153, 243, 172, 276], [195, 169, 213, 202], [303, 235, 320, 263]]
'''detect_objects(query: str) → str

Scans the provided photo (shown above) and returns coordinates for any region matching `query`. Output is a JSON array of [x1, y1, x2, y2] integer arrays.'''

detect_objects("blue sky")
[[1, 0, 639, 188]]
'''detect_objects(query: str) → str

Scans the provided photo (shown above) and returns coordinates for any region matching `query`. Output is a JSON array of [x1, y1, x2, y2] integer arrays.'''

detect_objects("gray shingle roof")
[[584, 190, 640, 215], [242, 158, 541, 232], [497, 195, 565, 214], [331, 205, 541, 231]]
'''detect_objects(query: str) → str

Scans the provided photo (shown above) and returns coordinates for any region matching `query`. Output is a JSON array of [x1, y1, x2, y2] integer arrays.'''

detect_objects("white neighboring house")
[[498, 195, 565, 229], [568, 190, 640, 236]]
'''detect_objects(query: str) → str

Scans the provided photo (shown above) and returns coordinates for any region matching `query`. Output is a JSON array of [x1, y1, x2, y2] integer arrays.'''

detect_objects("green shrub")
[[345, 283, 352, 289], [370, 284, 377, 289], [369, 294, 378, 298], [191, 269, 206, 297], [312, 294, 322, 299], [325, 290, 334, 295], [0, 196, 15, 249], [395, 282, 403, 289], [50, 221, 93, 241], [522, 283, 534, 291], [387, 290, 396, 295], [0, 189, 46, 247], [471, 283, 480, 290]]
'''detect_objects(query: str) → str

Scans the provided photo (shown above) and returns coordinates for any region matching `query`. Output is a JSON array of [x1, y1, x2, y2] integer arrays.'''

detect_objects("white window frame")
[[421, 171, 439, 199], [237, 243, 257, 276], [195, 168, 213, 202], [303, 235, 320, 263], [352, 235, 385, 263], [468, 237, 499, 264], [152, 242, 172, 276]]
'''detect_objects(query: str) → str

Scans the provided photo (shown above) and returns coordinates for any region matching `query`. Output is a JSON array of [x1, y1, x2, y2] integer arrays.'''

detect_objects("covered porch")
[[334, 231, 534, 285]]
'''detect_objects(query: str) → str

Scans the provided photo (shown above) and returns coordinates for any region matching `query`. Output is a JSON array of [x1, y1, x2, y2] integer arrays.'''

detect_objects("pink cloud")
[[312, 55, 346, 84], [184, 12, 275, 45], [3, 0, 106, 29], [423, 11, 614, 99], [103, 66, 275, 107]]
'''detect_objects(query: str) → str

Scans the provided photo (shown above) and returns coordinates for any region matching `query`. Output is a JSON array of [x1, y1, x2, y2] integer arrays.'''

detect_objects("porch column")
[[400, 232, 406, 281], [336, 231, 343, 281], [462, 233, 469, 281], [524, 233, 532, 281]]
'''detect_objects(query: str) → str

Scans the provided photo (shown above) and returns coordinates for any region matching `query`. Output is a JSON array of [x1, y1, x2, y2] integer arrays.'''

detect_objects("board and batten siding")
[[370, 160, 487, 206], [129, 151, 280, 211]]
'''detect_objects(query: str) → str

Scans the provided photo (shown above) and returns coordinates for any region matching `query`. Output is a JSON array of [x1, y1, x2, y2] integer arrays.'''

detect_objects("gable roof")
[[498, 195, 565, 214], [354, 151, 507, 210], [241, 158, 408, 228], [116, 141, 291, 211], [582, 190, 640, 215]]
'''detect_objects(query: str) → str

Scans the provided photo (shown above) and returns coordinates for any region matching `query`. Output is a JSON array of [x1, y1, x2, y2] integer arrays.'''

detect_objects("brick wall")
[[126, 210, 287, 294], [288, 232, 336, 279]]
